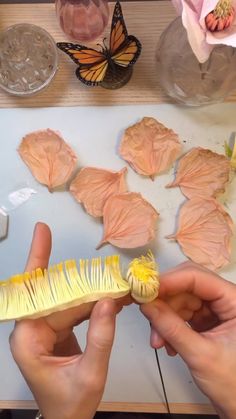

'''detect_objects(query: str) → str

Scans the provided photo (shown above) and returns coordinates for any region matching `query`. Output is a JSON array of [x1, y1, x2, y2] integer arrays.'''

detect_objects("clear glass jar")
[[55, 0, 109, 43], [156, 17, 236, 106], [0, 24, 58, 96]]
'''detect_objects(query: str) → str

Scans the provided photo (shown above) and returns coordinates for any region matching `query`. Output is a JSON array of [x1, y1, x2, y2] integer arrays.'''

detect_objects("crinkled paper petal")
[[182, 0, 213, 63], [169, 197, 233, 270], [70, 167, 128, 217], [98, 192, 159, 249], [119, 117, 182, 179], [18, 129, 77, 190], [200, 0, 219, 21], [171, 0, 183, 15], [167, 147, 230, 198]]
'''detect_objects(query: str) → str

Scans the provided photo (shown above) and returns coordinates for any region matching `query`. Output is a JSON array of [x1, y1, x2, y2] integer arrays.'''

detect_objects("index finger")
[[25, 222, 52, 272], [159, 261, 234, 302]]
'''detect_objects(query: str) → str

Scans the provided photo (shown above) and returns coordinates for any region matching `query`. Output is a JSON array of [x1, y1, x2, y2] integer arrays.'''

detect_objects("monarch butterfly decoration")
[[57, 1, 142, 88]]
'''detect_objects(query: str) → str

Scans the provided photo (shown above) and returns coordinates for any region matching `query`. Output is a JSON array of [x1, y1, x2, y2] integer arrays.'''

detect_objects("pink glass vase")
[[55, 0, 109, 43]]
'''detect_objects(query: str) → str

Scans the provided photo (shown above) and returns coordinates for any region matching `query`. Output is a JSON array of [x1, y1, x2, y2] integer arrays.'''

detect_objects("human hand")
[[10, 223, 120, 419], [140, 262, 236, 419]]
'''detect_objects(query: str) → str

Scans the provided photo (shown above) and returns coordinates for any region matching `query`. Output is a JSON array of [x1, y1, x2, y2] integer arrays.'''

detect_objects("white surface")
[[0, 104, 235, 406]]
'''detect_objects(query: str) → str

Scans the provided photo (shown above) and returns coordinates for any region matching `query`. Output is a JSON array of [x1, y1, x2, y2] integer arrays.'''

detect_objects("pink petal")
[[171, 0, 183, 14], [206, 22, 236, 46], [169, 197, 233, 270], [182, 1, 213, 62], [184, 0, 204, 16], [119, 117, 182, 179], [98, 192, 159, 249], [167, 147, 231, 199], [200, 0, 219, 21], [70, 167, 128, 217], [18, 129, 77, 190]]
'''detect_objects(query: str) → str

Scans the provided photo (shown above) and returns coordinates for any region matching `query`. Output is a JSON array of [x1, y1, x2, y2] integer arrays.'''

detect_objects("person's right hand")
[[140, 262, 236, 419]]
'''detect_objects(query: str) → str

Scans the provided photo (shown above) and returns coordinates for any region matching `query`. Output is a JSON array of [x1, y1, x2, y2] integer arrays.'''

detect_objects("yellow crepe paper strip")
[[0, 253, 159, 322], [126, 251, 159, 303]]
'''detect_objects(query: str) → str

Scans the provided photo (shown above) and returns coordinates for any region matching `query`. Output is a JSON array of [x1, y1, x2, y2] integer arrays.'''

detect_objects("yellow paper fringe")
[[0, 256, 130, 321], [0, 253, 159, 322]]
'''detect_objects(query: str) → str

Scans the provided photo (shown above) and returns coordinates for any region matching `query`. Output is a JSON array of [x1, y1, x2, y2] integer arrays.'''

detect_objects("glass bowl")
[[0, 23, 58, 96]]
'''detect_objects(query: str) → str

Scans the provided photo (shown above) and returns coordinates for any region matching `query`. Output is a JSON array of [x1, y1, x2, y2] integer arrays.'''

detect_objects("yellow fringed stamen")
[[128, 252, 158, 284], [214, 0, 234, 18], [126, 251, 159, 304]]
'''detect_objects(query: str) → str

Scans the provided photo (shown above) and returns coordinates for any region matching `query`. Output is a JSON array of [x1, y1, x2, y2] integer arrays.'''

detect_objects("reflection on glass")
[[55, 0, 109, 42]]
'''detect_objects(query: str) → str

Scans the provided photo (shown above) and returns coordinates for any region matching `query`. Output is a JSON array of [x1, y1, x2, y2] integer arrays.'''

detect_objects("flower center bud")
[[214, 0, 234, 18], [205, 0, 235, 31]]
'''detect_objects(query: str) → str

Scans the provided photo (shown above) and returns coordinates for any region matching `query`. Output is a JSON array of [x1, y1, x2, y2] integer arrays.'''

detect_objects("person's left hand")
[[10, 223, 122, 419]]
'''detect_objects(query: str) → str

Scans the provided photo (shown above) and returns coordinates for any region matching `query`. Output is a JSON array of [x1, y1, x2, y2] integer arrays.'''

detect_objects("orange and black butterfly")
[[57, 1, 142, 86]]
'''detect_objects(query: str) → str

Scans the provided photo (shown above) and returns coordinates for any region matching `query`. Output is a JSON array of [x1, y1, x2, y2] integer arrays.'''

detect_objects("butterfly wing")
[[57, 42, 104, 65], [109, 2, 142, 68], [110, 1, 128, 55], [112, 35, 142, 67], [57, 42, 108, 85], [76, 61, 109, 86]]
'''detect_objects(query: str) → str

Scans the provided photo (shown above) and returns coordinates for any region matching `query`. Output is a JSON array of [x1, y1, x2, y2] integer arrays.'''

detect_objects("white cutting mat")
[[0, 103, 235, 408]]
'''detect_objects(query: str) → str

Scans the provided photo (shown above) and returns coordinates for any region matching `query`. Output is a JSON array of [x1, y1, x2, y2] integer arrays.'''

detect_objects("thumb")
[[141, 299, 210, 367], [82, 299, 117, 377]]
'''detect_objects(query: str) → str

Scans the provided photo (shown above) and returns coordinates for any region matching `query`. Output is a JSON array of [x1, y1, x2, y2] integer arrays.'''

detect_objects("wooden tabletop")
[[0, 1, 179, 108]]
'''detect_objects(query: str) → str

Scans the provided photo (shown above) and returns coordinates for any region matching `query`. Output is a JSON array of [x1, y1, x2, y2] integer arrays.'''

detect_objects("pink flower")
[[172, 0, 236, 62]]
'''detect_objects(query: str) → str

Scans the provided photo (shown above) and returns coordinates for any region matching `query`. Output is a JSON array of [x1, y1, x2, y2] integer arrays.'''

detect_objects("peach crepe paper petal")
[[119, 117, 182, 179], [168, 197, 233, 271], [70, 167, 128, 217], [167, 147, 230, 199], [97, 192, 159, 249], [18, 129, 77, 190]]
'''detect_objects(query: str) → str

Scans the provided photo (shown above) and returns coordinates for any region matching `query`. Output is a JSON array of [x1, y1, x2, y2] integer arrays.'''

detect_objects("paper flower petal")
[[167, 147, 230, 198], [174, 0, 236, 63], [98, 192, 159, 249], [182, 0, 214, 63], [18, 129, 77, 190], [169, 197, 233, 270], [70, 167, 128, 217], [119, 117, 182, 179], [172, 0, 183, 14]]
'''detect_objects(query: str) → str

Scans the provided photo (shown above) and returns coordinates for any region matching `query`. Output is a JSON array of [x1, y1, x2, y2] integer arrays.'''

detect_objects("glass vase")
[[55, 0, 109, 43], [156, 17, 236, 106]]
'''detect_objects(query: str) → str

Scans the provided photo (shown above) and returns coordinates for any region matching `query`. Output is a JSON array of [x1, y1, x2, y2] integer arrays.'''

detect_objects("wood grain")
[[0, 1, 179, 108], [0, 400, 216, 414]]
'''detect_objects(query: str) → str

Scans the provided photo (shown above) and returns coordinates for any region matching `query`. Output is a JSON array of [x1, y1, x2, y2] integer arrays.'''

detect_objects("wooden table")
[[0, 0, 230, 108], [0, 1, 233, 415], [0, 1, 177, 108]]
